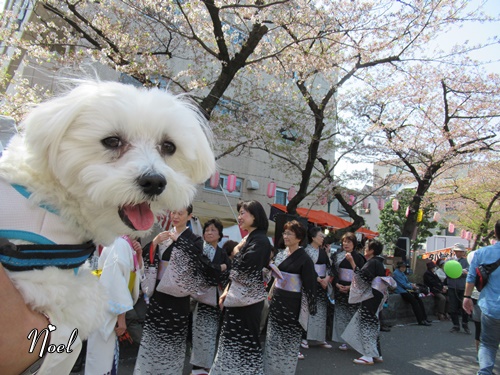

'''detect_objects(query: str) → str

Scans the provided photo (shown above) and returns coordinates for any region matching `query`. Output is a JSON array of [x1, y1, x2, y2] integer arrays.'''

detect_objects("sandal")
[[298, 352, 305, 360], [338, 343, 348, 351], [353, 356, 374, 365], [319, 341, 332, 349], [300, 339, 309, 349], [373, 356, 383, 363]]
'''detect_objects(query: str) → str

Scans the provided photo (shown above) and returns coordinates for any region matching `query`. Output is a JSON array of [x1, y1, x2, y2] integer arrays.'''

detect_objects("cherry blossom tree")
[[352, 61, 500, 245]]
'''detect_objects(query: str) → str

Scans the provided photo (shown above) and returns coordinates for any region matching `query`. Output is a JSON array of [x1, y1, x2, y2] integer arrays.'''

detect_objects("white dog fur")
[[0, 80, 215, 373]]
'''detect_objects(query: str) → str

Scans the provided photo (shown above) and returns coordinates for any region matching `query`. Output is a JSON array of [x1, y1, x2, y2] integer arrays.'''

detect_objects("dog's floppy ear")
[[183, 105, 217, 184], [22, 83, 98, 174]]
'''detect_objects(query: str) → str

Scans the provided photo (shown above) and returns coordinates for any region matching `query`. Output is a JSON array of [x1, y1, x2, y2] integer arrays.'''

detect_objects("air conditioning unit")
[[246, 179, 260, 190]]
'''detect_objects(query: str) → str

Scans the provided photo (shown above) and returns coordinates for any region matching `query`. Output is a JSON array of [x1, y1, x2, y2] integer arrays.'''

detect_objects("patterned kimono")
[[190, 243, 231, 371], [263, 247, 317, 375], [330, 249, 365, 343], [341, 256, 395, 358], [134, 228, 219, 375], [304, 244, 331, 342], [210, 229, 273, 375]]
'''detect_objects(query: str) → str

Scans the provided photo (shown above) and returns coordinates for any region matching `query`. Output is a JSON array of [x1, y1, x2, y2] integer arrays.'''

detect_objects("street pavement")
[[77, 316, 490, 374]]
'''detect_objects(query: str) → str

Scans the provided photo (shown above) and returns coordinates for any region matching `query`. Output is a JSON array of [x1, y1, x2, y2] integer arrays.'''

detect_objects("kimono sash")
[[338, 268, 354, 282], [314, 264, 327, 277], [275, 271, 302, 292]]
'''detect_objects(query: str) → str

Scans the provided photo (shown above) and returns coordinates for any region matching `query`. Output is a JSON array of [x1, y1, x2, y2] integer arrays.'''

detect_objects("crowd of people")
[[75, 199, 407, 375], [1, 194, 498, 375]]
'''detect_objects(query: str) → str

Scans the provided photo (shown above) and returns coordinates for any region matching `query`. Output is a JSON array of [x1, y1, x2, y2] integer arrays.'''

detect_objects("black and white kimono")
[[330, 249, 365, 343], [134, 228, 219, 375], [210, 229, 273, 375], [304, 244, 331, 342], [263, 247, 317, 375], [341, 256, 395, 358], [190, 243, 231, 371]]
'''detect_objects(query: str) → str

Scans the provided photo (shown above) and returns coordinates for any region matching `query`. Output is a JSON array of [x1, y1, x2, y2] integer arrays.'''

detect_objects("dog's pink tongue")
[[123, 203, 154, 231]]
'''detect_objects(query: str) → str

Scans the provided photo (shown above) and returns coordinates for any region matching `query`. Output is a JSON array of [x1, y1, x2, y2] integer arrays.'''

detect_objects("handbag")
[[475, 258, 500, 292]]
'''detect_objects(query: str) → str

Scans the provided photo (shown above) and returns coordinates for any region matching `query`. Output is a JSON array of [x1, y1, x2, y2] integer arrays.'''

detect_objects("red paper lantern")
[[392, 198, 399, 211], [377, 197, 384, 210], [226, 174, 237, 193], [288, 185, 297, 200], [209, 171, 220, 189], [448, 222, 455, 233], [267, 181, 277, 198]]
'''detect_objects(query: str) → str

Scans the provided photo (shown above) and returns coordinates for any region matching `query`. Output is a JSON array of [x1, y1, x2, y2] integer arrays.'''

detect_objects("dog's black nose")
[[137, 173, 167, 196]]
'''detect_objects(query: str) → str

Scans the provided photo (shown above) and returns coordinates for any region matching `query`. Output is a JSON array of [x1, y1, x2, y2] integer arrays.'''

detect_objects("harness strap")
[[0, 238, 95, 271]]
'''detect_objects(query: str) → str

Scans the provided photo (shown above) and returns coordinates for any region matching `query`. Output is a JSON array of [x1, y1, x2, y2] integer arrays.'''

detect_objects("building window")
[[275, 188, 288, 205], [204, 174, 243, 197]]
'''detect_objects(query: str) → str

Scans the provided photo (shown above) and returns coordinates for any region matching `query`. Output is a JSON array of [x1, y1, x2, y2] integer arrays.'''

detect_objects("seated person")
[[423, 261, 449, 321], [392, 261, 432, 326]]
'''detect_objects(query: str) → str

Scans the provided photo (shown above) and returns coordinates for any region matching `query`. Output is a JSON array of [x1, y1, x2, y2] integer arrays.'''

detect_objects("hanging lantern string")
[[219, 182, 239, 223]]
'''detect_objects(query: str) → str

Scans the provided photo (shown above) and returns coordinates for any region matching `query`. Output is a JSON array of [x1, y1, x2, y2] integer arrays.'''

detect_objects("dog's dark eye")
[[101, 137, 122, 149], [160, 140, 176, 156]]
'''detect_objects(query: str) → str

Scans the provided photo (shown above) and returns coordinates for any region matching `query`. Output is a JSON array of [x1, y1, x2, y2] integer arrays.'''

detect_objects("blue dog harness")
[[0, 182, 95, 271]]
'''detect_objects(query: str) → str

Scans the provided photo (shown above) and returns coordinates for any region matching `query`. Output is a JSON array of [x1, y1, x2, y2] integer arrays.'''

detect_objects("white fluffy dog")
[[0, 81, 215, 373]]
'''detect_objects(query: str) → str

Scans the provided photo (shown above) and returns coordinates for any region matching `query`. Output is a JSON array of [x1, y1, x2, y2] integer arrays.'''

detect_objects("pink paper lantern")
[[226, 174, 237, 193], [348, 195, 356, 206], [377, 197, 384, 210], [267, 181, 277, 198], [209, 171, 220, 189], [362, 199, 369, 210], [433, 212, 440, 222], [319, 195, 328, 205], [448, 222, 455, 233], [288, 185, 297, 200], [405, 206, 410, 217], [466, 231, 472, 240], [392, 198, 399, 211]]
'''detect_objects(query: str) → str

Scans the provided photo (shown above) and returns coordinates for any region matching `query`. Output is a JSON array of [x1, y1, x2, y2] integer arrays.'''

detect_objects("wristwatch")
[[463, 296, 472, 299]]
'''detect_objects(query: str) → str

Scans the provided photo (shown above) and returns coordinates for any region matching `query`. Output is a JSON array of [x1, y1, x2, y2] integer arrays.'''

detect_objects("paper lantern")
[[377, 197, 384, 210], [266, 181, 277, 198], [405, 206, 410, 217], [209, 171, 220, 189], [417, 209, 423, 222], [460, 229, 466, 239], [348, 195, 356, 206], [433, 212, 440, 222], [466, 231, 472, 240], [448, 222, 455, 233], [392, 198, 399, 211], [319, 194, 328, 206], [444, 260, 462, 279], [226, 174, 237, 193], [362, 199, 369, 210], [288, 185, 297, 200]]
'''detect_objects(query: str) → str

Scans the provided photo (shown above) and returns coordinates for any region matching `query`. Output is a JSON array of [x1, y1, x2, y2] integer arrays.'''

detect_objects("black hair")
[[341, 232, 358, 249], [237, 200, 269, 232], [308, 226, 322, 243], [222, 240, 238, 257], [187, 204, 193, 215], [495, 219, 500, 240], [283, 220, 307, 242], [366, 239, 383, 256], [203, 218, 224, 242]]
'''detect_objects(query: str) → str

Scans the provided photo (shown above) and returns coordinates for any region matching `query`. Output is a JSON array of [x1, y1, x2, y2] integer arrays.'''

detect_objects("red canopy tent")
[[271, 203, 379, 239]]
